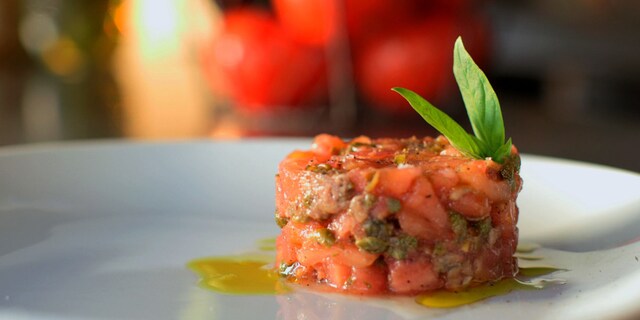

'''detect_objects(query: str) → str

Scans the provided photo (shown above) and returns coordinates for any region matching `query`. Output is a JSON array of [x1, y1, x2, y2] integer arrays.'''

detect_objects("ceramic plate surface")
[[1, 139, 639, 320]]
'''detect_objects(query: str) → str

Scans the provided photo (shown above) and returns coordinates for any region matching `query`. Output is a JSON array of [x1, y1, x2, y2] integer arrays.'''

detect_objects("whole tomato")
[[354, 13, 490, 114], [272, 0, 423, 46], [344, 0, 424, 46], [201, 8, 328, 113], [354, 16, 454, 114], [272, 0, 338, 45]]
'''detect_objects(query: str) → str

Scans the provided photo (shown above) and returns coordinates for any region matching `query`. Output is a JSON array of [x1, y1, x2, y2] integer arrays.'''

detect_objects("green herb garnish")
[[393, 37, 512, 163]]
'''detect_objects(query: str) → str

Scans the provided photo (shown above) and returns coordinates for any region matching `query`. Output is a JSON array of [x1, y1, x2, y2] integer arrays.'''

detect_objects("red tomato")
[[354, 13, 490, 114], [272, 0, 338, 45], [201, 8, 328, 113], [427, 0, 478, 13], [354, 16, 455, 114], [272, 0, 424, 46], [344, 0, 424, 45]]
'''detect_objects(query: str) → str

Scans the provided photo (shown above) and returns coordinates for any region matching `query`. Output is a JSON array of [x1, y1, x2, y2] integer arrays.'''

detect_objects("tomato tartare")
[[275, 134, 522, 295]]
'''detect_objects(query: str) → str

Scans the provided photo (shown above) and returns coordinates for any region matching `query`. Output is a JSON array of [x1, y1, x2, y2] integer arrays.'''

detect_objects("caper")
[[314, 228, 336, 247], [356, 236, 388, 254]]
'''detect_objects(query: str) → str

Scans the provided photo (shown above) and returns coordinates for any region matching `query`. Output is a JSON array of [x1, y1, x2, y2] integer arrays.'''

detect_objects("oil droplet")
[[188, 239, 565, 309], [187, 255, 287, 295], [256, 237, 277, 251], [518, 266, 565, 277], [514, 253, 543, 260], [415, 276, 566, 308], [416, 278, 536, 308], [516, 242, 541, 253]]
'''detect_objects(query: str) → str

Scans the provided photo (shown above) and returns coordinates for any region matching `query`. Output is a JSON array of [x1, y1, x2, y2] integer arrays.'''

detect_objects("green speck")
[[291, 214, 309, 223], [433, 243, 445, 256], [516, 243, 541, 253], [274, 214, 289, 228], [349, 142, 377, 152], [306, 163, 333, 174], [314, 228, 336, 247], [449, 212, 468, 239], [475, 217, 492, 238], [394, 153, 407, 165], [363, 219, 392, 239], [364, 193, 377, 208], [356, 236, 388, 254], [256, 237, 277, 251], [387, 198, 402, 213], [500, 153, 521, 190], [388, 234, 418, 260], [302, 194, 314, 208]]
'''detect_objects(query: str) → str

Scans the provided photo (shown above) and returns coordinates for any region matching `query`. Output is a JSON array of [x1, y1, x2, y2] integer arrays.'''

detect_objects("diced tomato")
[[328, 242, 379, 268], [297, 243, 331, 266], [449, 188, 491, 219], [275, 233, 298, 265], [284, 221, 325, 246], [311, 134, 346, 162], [346, 168, 372, 192], [492, 201, 519, 241], [320, 260, 388, 294], [457, 160, 511, 202], [350, 136, 373, 144], [347, 264, 387, 294], [376, 167, 422, 198], [428, 167, 460, 194], [328, 212, 357, 240], [276, 157, 310, 216], [403, 176, 449, 231], [388, 258, 442, 294], [324, 262, 352, 289], [286, 150, 315, 161], [397, 210, 441, 240]]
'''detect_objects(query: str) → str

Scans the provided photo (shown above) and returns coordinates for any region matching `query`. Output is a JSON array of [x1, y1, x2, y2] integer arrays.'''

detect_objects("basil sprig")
[[393, 37, 512, 163]]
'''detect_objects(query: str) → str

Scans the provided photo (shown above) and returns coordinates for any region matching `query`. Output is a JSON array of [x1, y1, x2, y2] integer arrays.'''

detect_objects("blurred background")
[[0, 0, 638, 171]]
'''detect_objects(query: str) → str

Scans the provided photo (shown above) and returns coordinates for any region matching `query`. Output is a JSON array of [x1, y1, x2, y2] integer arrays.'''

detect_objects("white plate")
[[0, 139, 639, 320]]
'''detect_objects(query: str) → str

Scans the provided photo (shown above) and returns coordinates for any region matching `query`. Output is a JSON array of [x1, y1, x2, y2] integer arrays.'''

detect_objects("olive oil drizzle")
[[416, 243, 567, 308], [416, 270, 565, 308], [256, 237, 277, 251], [187, 238, 284, 295], [187, 239, 565, 308], [417, 278, 535, 308], [187, 254, 287, 295]]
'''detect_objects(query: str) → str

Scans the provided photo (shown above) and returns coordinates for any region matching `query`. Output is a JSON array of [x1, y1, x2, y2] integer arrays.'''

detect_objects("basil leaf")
[[393, 37, 513, 164], [392, 87, 482, 159], [493, 138, 513, 163], [453, 37, 506, 155]]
